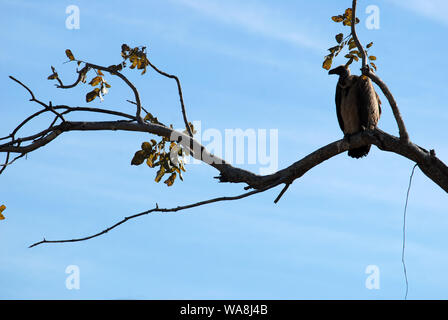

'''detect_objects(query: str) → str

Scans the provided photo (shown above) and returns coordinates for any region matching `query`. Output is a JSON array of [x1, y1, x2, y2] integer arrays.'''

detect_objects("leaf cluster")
[[323, 8, 377, 72], [131, 136, 186, 187], [121, 44, 150, 75], [86, 69, 111, 103], [46, 46, 190, 187], [47, 45, 151, 104]]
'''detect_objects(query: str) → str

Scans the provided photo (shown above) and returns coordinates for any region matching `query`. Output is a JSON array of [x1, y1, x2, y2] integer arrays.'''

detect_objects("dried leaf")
[[349, 41, 357, 50], [146, 153, 156, 168], [65, 49, 75, 61], [335, 33, 344, 44], [89, 76, 102, 87], [141, 142, 152, 151], [131, 150, 146, 166], [332, 15, 344, 23], [345, 57, 354, 67], [322, 56, 333, 70], [164, 173, 176, 187], [155, 167, 166, 183], [86, 88, 100, 103], [0, 204, 6, 220]]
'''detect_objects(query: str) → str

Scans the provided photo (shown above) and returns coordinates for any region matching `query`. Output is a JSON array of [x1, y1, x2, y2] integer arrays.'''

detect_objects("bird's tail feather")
[[348, 145, 371, 158]]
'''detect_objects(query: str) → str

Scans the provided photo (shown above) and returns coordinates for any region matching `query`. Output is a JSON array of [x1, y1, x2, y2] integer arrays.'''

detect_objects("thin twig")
[[274, 182, 292, 204], [29, 184, 278, 248], [85, 62, 144, 123], [126, 99, 150, 115], [146, 60, 193, 137], [9, 76, 65, 123], [0, 152, 10, 175], [368, 73, 409, 141], [0, 153, 26, 175], [350, 0, 367, 71]]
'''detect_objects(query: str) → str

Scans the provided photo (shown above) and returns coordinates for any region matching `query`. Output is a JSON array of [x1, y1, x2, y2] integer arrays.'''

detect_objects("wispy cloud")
[[172, 0, 326, 51], [388, 0, 448, 26]]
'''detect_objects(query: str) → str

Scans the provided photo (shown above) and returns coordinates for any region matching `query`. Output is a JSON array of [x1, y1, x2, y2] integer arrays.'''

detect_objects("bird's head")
[[328, 65, 351, 77]]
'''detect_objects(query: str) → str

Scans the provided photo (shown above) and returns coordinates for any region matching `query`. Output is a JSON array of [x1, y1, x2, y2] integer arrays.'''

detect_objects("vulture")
[[328, 65, 382, 158]]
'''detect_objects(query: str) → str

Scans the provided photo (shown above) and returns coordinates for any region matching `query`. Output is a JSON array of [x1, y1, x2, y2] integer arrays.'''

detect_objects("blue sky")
[[1, 0, 448, 299]]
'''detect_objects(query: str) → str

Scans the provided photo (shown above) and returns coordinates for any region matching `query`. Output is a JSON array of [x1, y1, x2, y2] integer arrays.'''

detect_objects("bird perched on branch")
[[329, 65, 381, 158]]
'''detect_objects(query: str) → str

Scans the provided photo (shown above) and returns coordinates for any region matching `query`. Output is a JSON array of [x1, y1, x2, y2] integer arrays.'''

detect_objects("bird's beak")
[[328, 68, 337, 75]]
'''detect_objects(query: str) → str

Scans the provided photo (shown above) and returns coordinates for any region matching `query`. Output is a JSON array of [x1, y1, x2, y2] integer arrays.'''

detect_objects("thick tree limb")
[[2, 113, 447, 193], [24, 126, 448, 248]]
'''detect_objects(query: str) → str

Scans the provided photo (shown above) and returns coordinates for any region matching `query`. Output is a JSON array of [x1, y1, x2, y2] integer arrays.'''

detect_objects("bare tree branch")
[[28, 185, 274, 248], [350, 0, 409, 142], [146, 60, 194, 137], [84, 62, 144, 123], [350, 0, 367, 71], [2, 6, 448, 247], [368, 72, 409, 141], [9, 76, 65, 123], [54, 65, 89, 89]]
